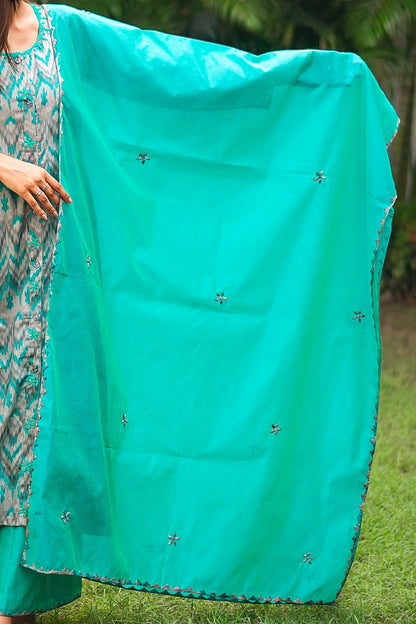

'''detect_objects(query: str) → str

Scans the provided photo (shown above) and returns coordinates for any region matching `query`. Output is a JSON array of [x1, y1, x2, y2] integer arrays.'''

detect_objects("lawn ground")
[[41, 302, 416, 624]]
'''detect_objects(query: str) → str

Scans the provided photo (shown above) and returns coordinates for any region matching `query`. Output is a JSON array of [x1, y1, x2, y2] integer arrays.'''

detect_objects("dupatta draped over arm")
[[23, 4, 398, 605]]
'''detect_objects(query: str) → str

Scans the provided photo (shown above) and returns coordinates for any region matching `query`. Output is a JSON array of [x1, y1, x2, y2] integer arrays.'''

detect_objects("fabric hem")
[[335, 191, 398, 597], [21, 564, 333, 605], [0, 592, 81, 617], [387, 118, 400, 149]]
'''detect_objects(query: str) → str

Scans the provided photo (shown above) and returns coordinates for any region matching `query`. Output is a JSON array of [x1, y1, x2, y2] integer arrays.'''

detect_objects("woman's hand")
[[0, 153, 72, 220]]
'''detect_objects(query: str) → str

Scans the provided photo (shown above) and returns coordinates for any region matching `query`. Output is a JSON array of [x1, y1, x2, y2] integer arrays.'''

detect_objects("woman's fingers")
[[45, 173, 72, 204], [28, 173, 72, 220], [30, 183, 58, 218], [42, 182, 61, 207], [35, 189, 59, 218], [32, 174, 72, 220], [23, 190, 47, 221], [33, 183, 59, 217]]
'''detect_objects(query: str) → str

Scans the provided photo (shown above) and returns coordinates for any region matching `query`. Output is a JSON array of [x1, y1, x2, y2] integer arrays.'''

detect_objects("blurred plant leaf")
[[200, 0, 271, 34], [336, 0, 416, 47]]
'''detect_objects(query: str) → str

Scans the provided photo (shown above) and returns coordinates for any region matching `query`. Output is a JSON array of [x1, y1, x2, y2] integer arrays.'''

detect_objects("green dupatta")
[[23, 4, 398, 605]]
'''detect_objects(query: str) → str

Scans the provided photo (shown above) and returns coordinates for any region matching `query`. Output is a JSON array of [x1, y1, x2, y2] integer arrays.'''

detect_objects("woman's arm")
[[0, 153, 72, 220]]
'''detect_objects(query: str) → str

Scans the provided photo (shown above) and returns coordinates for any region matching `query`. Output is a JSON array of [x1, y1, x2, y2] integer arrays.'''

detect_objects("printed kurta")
[[0, 6, 82, 613], [0, 4, 60, 526]]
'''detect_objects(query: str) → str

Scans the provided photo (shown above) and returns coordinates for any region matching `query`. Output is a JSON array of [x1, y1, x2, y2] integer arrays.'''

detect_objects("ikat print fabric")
[[0, 4, 60, 527], [0, 4, 82, 615]]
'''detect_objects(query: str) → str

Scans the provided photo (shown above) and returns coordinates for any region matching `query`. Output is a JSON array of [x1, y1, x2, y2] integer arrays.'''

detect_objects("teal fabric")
[[0, 526, 81, 616], [23, 5, 398, 605]]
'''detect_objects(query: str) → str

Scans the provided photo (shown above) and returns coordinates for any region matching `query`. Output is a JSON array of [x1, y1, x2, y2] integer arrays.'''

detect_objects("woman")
[[0, 0, 400, 613], [0, 0, 82, 620]]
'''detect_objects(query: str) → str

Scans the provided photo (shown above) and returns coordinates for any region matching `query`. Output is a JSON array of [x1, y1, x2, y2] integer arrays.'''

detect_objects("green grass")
[[40, 302, 416, 624]]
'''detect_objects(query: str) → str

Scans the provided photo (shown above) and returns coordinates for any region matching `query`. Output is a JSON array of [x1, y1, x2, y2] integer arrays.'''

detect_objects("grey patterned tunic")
[[0, 4, 60, 526]]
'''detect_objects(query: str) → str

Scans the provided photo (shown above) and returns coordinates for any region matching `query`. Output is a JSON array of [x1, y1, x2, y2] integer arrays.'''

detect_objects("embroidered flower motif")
[[314, 171, 326, 184], [353, 310, 365, 323], [23, 132, 36, 150], [27, 372, 39, 388], [18, 88, 31, 100], [303, 552, 314, 564], [137, 152, 150, 164], [18, 89, 32, 108], [28, 234, 40, 250], [86, 255, 91, 268], [28, 328, 40, 341], [168, 533, 180, 546], [19, 460, 33, 475], [121, 415, 128, 428], [270, 424, 281, 436], [215, 293, 228, 305], [28, 278, 41, 294], [19, 502, 28, 518], [24, 415, 37, 432], [61, 511, 71, 524]]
